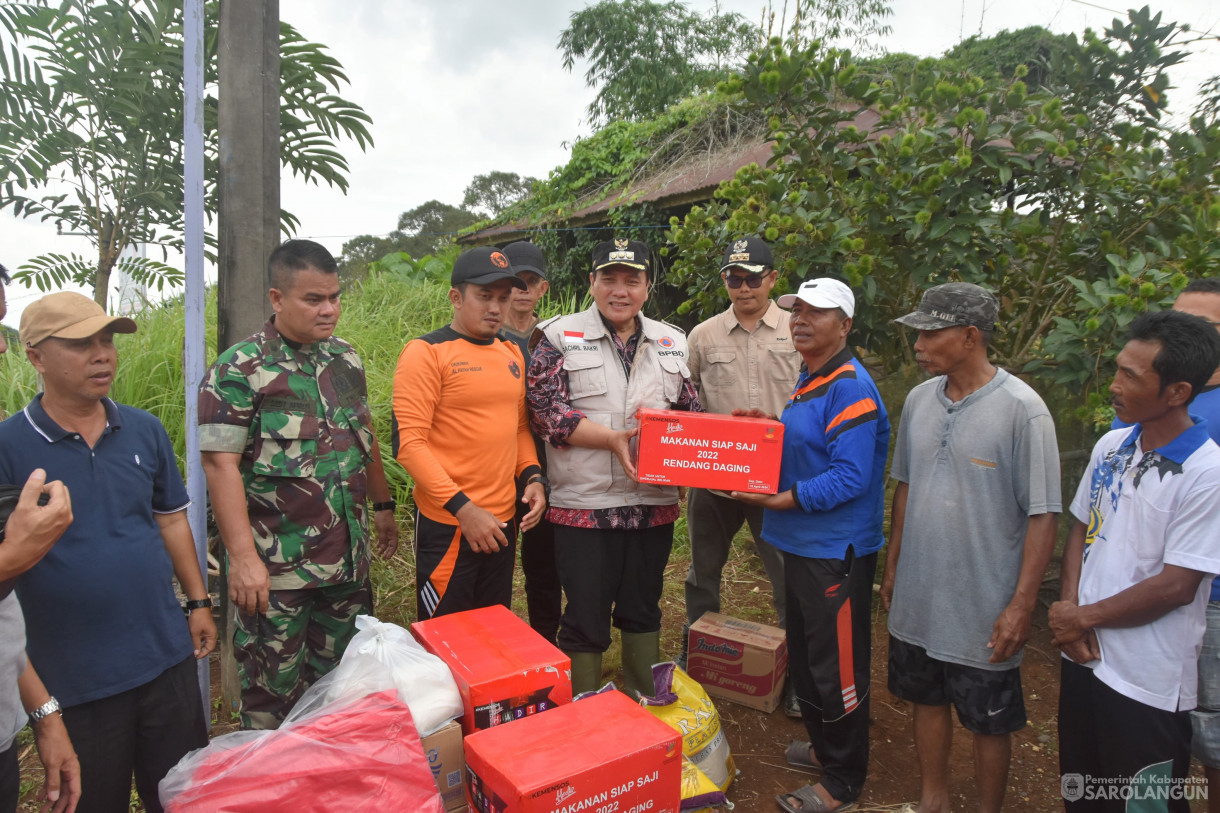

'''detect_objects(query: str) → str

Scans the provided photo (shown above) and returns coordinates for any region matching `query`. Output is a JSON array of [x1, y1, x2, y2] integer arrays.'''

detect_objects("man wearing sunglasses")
[[682, 236, 801, 710]]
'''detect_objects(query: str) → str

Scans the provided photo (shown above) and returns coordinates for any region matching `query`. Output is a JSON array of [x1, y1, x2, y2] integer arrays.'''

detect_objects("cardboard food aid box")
[[411, 605, 572, 735], [464, 689, 682, 813], [686, 612, 788, 712], [422, 720, 467, 811], [634, 408, 784, 493]]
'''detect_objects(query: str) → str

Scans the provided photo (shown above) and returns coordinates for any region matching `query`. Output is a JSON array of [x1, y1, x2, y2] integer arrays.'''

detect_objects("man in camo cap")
[[199, 239, 399, 729], [881, 282, 1061, 813]]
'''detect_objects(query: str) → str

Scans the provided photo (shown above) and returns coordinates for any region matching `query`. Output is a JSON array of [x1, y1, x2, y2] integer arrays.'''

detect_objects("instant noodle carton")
[[464, 689, 682, 813], [633, 408, 784, 494], [685, 612, 788, 713], [411, 605, 571, 735]]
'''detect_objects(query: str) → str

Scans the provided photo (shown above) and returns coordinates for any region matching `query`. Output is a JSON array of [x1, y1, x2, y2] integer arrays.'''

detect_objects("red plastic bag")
[[161, 690, 445, 812]]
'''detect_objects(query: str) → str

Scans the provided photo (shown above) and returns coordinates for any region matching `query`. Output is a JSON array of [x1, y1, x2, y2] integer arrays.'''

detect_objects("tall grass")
[[0, 274, 696, 626], [0, 275, 452, 502]]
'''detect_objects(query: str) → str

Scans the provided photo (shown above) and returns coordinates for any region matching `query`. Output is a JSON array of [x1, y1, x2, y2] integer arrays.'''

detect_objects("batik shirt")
[[527, 317, 702, 529], [199, 317, 374, 590]]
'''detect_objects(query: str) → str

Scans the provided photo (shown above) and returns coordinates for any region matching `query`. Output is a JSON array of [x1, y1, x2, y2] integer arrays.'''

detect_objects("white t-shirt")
[[1, 593, 28, 752], [1071, 421, 1220, 711]]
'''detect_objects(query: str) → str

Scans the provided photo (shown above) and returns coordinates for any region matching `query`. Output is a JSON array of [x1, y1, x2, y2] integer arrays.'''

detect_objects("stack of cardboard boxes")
[[410, 409, 793, 811], [412, 605, 682, 813]]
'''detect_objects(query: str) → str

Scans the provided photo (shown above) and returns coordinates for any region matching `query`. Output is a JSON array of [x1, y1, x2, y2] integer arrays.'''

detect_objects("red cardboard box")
[[686, 612, 789, 712], [634, 408, 784, 493], [411, 605, 571, 735], [464, 690, 682, 813]]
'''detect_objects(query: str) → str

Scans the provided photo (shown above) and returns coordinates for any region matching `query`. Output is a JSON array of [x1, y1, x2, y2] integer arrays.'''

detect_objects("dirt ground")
[[670, 566, 1066, 812], [655, 553, 1208, 813], [16, 534, 1208, 812]]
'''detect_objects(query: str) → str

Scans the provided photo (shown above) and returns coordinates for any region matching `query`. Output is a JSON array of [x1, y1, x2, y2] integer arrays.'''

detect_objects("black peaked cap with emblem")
[[720, 236, 773, 274], [592, 238, 651, 276], [452, 246, 527, 290]]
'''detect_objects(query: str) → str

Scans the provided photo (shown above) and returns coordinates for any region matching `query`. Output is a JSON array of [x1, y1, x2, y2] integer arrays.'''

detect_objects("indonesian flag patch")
[[563, 330, 588, 344]]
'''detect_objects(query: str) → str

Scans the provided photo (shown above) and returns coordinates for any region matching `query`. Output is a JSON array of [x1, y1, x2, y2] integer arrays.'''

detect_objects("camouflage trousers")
[[233, 579, 372, 730]]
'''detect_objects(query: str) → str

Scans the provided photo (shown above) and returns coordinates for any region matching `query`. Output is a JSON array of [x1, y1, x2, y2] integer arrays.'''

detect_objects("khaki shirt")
[[687, 300, 801, 417]]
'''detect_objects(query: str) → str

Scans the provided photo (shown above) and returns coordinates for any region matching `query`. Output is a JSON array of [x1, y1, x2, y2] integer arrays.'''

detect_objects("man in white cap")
[[0, 291, 215, 813], [733, 278, 890, 813]]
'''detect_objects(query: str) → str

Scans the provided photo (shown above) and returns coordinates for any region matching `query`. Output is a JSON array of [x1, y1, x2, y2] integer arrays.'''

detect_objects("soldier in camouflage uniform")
[[199, 240, 399, 729]]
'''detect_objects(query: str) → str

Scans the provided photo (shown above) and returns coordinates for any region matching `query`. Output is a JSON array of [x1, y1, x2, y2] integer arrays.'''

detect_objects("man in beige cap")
[[0, 291, 215, 813]]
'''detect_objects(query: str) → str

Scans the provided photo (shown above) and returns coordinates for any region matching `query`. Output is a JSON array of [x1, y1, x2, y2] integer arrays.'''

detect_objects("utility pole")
[[183, 0, 207, 724], [216, 0, 280, 718]]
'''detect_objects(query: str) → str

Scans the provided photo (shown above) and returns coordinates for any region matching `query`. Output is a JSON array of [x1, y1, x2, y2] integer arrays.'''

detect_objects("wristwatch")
[[372, 500, 397, 512], [527, 475, 551, 500], [183, 597, 214, 613], [28, 697, 60, 723]]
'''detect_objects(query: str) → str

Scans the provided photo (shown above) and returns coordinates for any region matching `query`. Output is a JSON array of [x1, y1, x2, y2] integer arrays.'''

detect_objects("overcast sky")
[[3, 0, 1218, 321]]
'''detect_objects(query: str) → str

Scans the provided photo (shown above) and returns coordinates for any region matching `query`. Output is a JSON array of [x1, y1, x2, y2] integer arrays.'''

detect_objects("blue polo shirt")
[[0, 395, 193, 707]]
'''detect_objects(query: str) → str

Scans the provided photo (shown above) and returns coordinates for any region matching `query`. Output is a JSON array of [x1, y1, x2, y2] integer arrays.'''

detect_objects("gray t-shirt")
[[1, 593, 28, 752], [888, 369, 1061, 670]]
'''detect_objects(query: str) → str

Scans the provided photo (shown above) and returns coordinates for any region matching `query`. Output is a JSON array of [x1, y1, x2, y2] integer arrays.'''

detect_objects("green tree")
[[559, 0, 758, 125], [461, 170, 538, 218], [941, 26, 1074, 88], [0, 0, 372, 307], [339, 200, 480, 276], [667, 6, 1218, 414], [778, 0, 893, 55], [394, 201, 481, 256]]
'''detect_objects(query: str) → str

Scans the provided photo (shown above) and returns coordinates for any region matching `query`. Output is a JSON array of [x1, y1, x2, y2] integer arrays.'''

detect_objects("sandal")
[[775, 784, 856, 812], [785, 740, 823, 771]]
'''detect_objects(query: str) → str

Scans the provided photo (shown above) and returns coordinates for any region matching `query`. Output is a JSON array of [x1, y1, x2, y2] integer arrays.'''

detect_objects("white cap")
[[777, 278, 855, 318]]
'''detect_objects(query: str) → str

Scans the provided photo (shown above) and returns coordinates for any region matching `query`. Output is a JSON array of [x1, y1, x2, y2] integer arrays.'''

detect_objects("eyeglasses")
[[723, 273, 769, 289]]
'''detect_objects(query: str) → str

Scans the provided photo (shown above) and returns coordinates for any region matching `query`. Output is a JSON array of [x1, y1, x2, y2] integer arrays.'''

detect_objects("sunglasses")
[[723, 272, 770, 289]]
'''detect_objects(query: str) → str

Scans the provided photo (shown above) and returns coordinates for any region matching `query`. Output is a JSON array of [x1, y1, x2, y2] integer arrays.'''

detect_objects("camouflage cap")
[[894, 282, 998, 331]]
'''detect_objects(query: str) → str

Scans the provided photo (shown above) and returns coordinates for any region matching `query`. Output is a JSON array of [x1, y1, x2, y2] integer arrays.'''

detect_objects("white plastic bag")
[[323, 615, 463, 736]]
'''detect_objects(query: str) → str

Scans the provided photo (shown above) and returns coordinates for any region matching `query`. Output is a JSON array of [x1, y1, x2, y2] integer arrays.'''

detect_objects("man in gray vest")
[[881, 282, 1061, 813], [682, 236, 800, 710], [526, 238, 702, 697]]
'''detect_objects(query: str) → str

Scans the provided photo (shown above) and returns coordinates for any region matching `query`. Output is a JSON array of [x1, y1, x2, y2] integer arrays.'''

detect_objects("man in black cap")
[[393, 246, 547, 619], [501, 241, 550, 355], [526, 237, 702, 696], [881, 282, 1061, 813], [499, 241, 561, 643], [682, 236, 800, 704]]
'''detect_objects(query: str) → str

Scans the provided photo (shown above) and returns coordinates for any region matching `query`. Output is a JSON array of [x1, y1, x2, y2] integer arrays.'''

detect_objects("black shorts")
[[887, 634, 1026, 735]]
